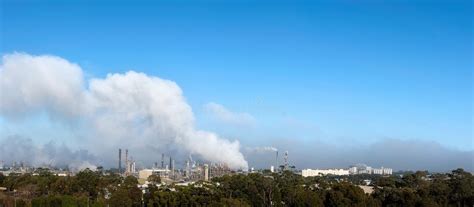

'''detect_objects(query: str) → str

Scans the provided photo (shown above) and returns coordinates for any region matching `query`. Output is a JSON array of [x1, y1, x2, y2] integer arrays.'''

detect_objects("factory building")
[[349, 164, 393, 175], [138, 168, 171, 180], [302, 164, 393, 177], [302, 168, 350, 177], [116, 149, 233, 182], [372, 167, 392, 175]]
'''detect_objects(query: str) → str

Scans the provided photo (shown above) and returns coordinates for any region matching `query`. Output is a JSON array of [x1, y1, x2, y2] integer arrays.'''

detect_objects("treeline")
[[0, 168, 472, 207]]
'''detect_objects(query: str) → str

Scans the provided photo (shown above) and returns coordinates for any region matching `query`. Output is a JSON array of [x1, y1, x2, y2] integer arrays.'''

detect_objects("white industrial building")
[[302, 164, 393, 177], [371, 167, 392, 175], [138, 168, 171, 180], [349, 166, 357, 174], [302, 168, 350, 177], [349, 164, 393, 175], [372, 168, 383, 175]]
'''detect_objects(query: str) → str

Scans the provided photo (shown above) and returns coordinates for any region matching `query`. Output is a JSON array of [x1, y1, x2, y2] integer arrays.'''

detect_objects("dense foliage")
[[0, 168, 472, 207]]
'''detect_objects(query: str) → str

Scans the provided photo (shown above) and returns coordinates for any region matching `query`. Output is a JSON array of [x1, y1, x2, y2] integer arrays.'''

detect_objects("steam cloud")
[[0, 53, 248, 169], [246, 146, 278, 153]]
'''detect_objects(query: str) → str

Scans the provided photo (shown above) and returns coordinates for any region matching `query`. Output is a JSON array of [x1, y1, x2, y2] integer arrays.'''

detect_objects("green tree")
[[428, 174, 450, 206], [0, 173, 5, 186], [51, 176, 73, 195], [147, 174, 161, 184], [74, 169, 100, 199], [109, 188, 133, 207], [117, 176, 142, 207], [448, 168, 474, 206]]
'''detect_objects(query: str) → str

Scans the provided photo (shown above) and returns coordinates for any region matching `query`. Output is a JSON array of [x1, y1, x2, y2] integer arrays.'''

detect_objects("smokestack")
[[172, 159, 175, 173], [118, 148, 122, 173], [169, 156, 173, 172], [161, 153, 164, 168], [125, 149, 129, 174], [284, 151, 288, 170], [131, 160, 136, 173], [204, 164, 209, 181]]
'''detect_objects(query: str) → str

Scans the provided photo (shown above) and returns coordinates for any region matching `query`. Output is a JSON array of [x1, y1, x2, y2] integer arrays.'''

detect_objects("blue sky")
[[1, 0, 472, 154]]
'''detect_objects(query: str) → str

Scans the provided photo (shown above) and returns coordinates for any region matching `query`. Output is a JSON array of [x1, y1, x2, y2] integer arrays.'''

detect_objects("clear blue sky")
[[1, 0, 472, 150]]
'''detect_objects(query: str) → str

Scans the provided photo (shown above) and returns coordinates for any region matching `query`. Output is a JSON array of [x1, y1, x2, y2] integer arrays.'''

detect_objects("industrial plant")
[[116, 149, 234, 184], [0, 148, 393, 185]]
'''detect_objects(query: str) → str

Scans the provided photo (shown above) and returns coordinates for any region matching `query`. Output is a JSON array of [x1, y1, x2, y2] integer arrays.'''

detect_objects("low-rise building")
[[373, 168, 383, 175], [349, 164, 393, 175], [383, 168, 392, 175], [138, 168, 170, 180], [302, 169, 350, 177]]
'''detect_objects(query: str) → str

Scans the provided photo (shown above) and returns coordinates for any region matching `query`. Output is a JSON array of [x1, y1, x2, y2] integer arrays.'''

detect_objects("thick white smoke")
[[0, 53, 248, 169], [0, 53, 84, 118], [247, 146, 278, 153]]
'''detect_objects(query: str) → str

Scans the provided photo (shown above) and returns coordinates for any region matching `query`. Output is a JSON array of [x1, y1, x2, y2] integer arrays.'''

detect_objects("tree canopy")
[[0, 168, 472, 206]]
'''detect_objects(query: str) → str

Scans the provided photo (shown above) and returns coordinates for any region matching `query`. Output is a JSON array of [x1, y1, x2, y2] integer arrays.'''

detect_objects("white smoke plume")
[[0, 53, 248, 169], [246, 146, 278, 153]]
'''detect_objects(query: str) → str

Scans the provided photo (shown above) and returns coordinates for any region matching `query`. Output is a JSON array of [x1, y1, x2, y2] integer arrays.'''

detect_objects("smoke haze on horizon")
[[244, 138, 473, 172]]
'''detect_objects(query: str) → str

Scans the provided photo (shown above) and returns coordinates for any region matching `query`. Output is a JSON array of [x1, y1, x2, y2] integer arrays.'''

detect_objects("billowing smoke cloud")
[[0, 53, 84, 119], [0, 135, 97, 171], [0, 53, 248, 169]]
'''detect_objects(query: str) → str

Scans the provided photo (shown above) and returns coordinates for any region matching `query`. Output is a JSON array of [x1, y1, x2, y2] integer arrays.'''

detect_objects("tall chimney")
[[125, 149, 129, 174], [172, 159, 175, 174], [161, 153, 164, 168], [118, 149, 122, 173], [204, 164, 209, 181], [169, 156, 172, 172]]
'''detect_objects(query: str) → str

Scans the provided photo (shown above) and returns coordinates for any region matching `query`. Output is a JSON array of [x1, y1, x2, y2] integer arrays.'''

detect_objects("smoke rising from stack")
[[0, 53, 248, 169]]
